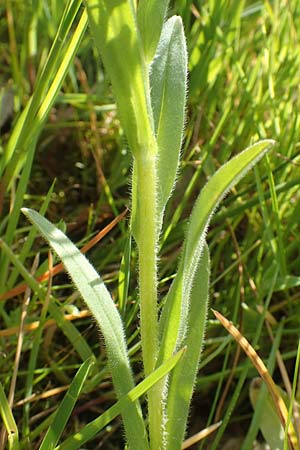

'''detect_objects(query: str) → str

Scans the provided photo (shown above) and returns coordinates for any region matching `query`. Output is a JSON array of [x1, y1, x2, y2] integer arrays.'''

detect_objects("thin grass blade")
[[0, 238, 96, 364], [213, 309, 297, 449], [22, 208, 149, 450], [39, 358, 94, 450], [0, 381, 19, 450], [118, 235, 131, 315], [249, 378, 285, 450], [56, 348, 185, 450], [0, 3, 86, 192]]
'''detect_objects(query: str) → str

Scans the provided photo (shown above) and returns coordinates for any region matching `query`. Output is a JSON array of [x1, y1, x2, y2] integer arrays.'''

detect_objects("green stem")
[[135, 153, 164, 449], [137, 155, 158, 375]]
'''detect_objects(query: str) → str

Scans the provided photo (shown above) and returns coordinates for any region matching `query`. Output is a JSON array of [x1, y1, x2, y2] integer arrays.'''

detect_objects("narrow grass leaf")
[[150, 16, 187, 218], [165, 243, 210, 450], [243, 320, 284, 450], [159, 140, 275, 364], [118, 235, 131, 315], [0, 238, 96, 364], [39, 358, 94, 450], [0, 138, 37, 292], [56, 348, 185, 450], [213, 309, 297, 449], [0, 381, 19, 450], [286, 339, 300, 449], [22, 208, 149, 450], [1, 0, 82, 174], [249, 378, 285, 450], [6, 180, 56, 290], [137, 0, 169, 62], [0, 2, 86, 192]]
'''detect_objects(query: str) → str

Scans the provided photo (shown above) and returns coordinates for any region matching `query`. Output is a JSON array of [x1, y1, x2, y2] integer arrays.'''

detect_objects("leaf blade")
[[165, 244, 210, 450], [159, 139, 275, 364], [56, 348, 185, 450], [150, 16, 188, 217], [39, 358, 94, 450], [22, 208, 149, 450]]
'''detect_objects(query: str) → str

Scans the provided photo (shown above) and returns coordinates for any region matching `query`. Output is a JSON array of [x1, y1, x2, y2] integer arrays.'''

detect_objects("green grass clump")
[[0, 1, 299, 449]]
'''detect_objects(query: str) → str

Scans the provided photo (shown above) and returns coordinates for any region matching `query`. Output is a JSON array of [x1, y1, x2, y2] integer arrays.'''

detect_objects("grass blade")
[[22, 208, 149, 450], [213, 309, 297, 450], [249, 378, 286, 450], [39, 358, 94, 450], [0, 2, 86, 193], [56, 348, 185, 450], [0, 382, 19, 450], [0, 237, 96, 365]]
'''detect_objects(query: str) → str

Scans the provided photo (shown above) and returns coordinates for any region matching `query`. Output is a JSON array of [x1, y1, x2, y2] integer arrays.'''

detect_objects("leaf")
[[56, 348, 185, 450], [39, 358, 94, 450], [165, 243, 210, 450], [0, 381, 19, 450], [249, 378, 293, 450], [0, 1, 85, 183], [118, 234, 132, 315], [85, 0, 156, 159], [214, 310, 297, 450], [158, 140, 275, 364], [22, 208, 149, 450], [150, 16, 188, 218], [137, 0, 170, 62]]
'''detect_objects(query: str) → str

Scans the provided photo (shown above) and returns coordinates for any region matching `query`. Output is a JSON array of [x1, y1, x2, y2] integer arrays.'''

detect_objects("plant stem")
[[137, 154, 158, 375], [135, 153, 164, 449]]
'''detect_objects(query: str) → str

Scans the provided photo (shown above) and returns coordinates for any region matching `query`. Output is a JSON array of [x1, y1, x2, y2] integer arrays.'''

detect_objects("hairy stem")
[[135, 153, 164, 449]]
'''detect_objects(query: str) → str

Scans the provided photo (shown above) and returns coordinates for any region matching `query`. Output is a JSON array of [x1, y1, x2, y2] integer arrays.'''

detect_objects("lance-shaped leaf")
[[22, 208, 149, 450], [85, 0, 156, 159], [137, 0, 170, 62], [150, 16, 187, 218], [158, 140, 275, 365], [165, 243, 210, 450]]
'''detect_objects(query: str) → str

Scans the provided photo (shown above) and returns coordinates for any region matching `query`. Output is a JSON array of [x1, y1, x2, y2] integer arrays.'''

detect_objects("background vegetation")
[[0, 0, 299, 448]]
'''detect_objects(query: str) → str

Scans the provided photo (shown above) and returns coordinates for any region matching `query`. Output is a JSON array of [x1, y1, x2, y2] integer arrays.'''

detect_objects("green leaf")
[[165, 243, 210, 450], [22, 208, 149, 450], [0, 1, 86, 183], [249, 378, 286, 450], [0, 381, 19, 450], [56, 348, 185, 450], [39, 358, 94, 450], [137, 0, 170, 62], [118, 234, 132, 315], [85, 0, 156, 159], [159, 140, 275, 364], [0, 238, 96, 364], [150, 16, 188, 218]]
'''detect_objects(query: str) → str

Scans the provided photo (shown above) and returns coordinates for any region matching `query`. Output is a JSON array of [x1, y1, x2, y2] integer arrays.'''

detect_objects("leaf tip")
[[21, 207, 30, 218], [211, 308, 219, 318]]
